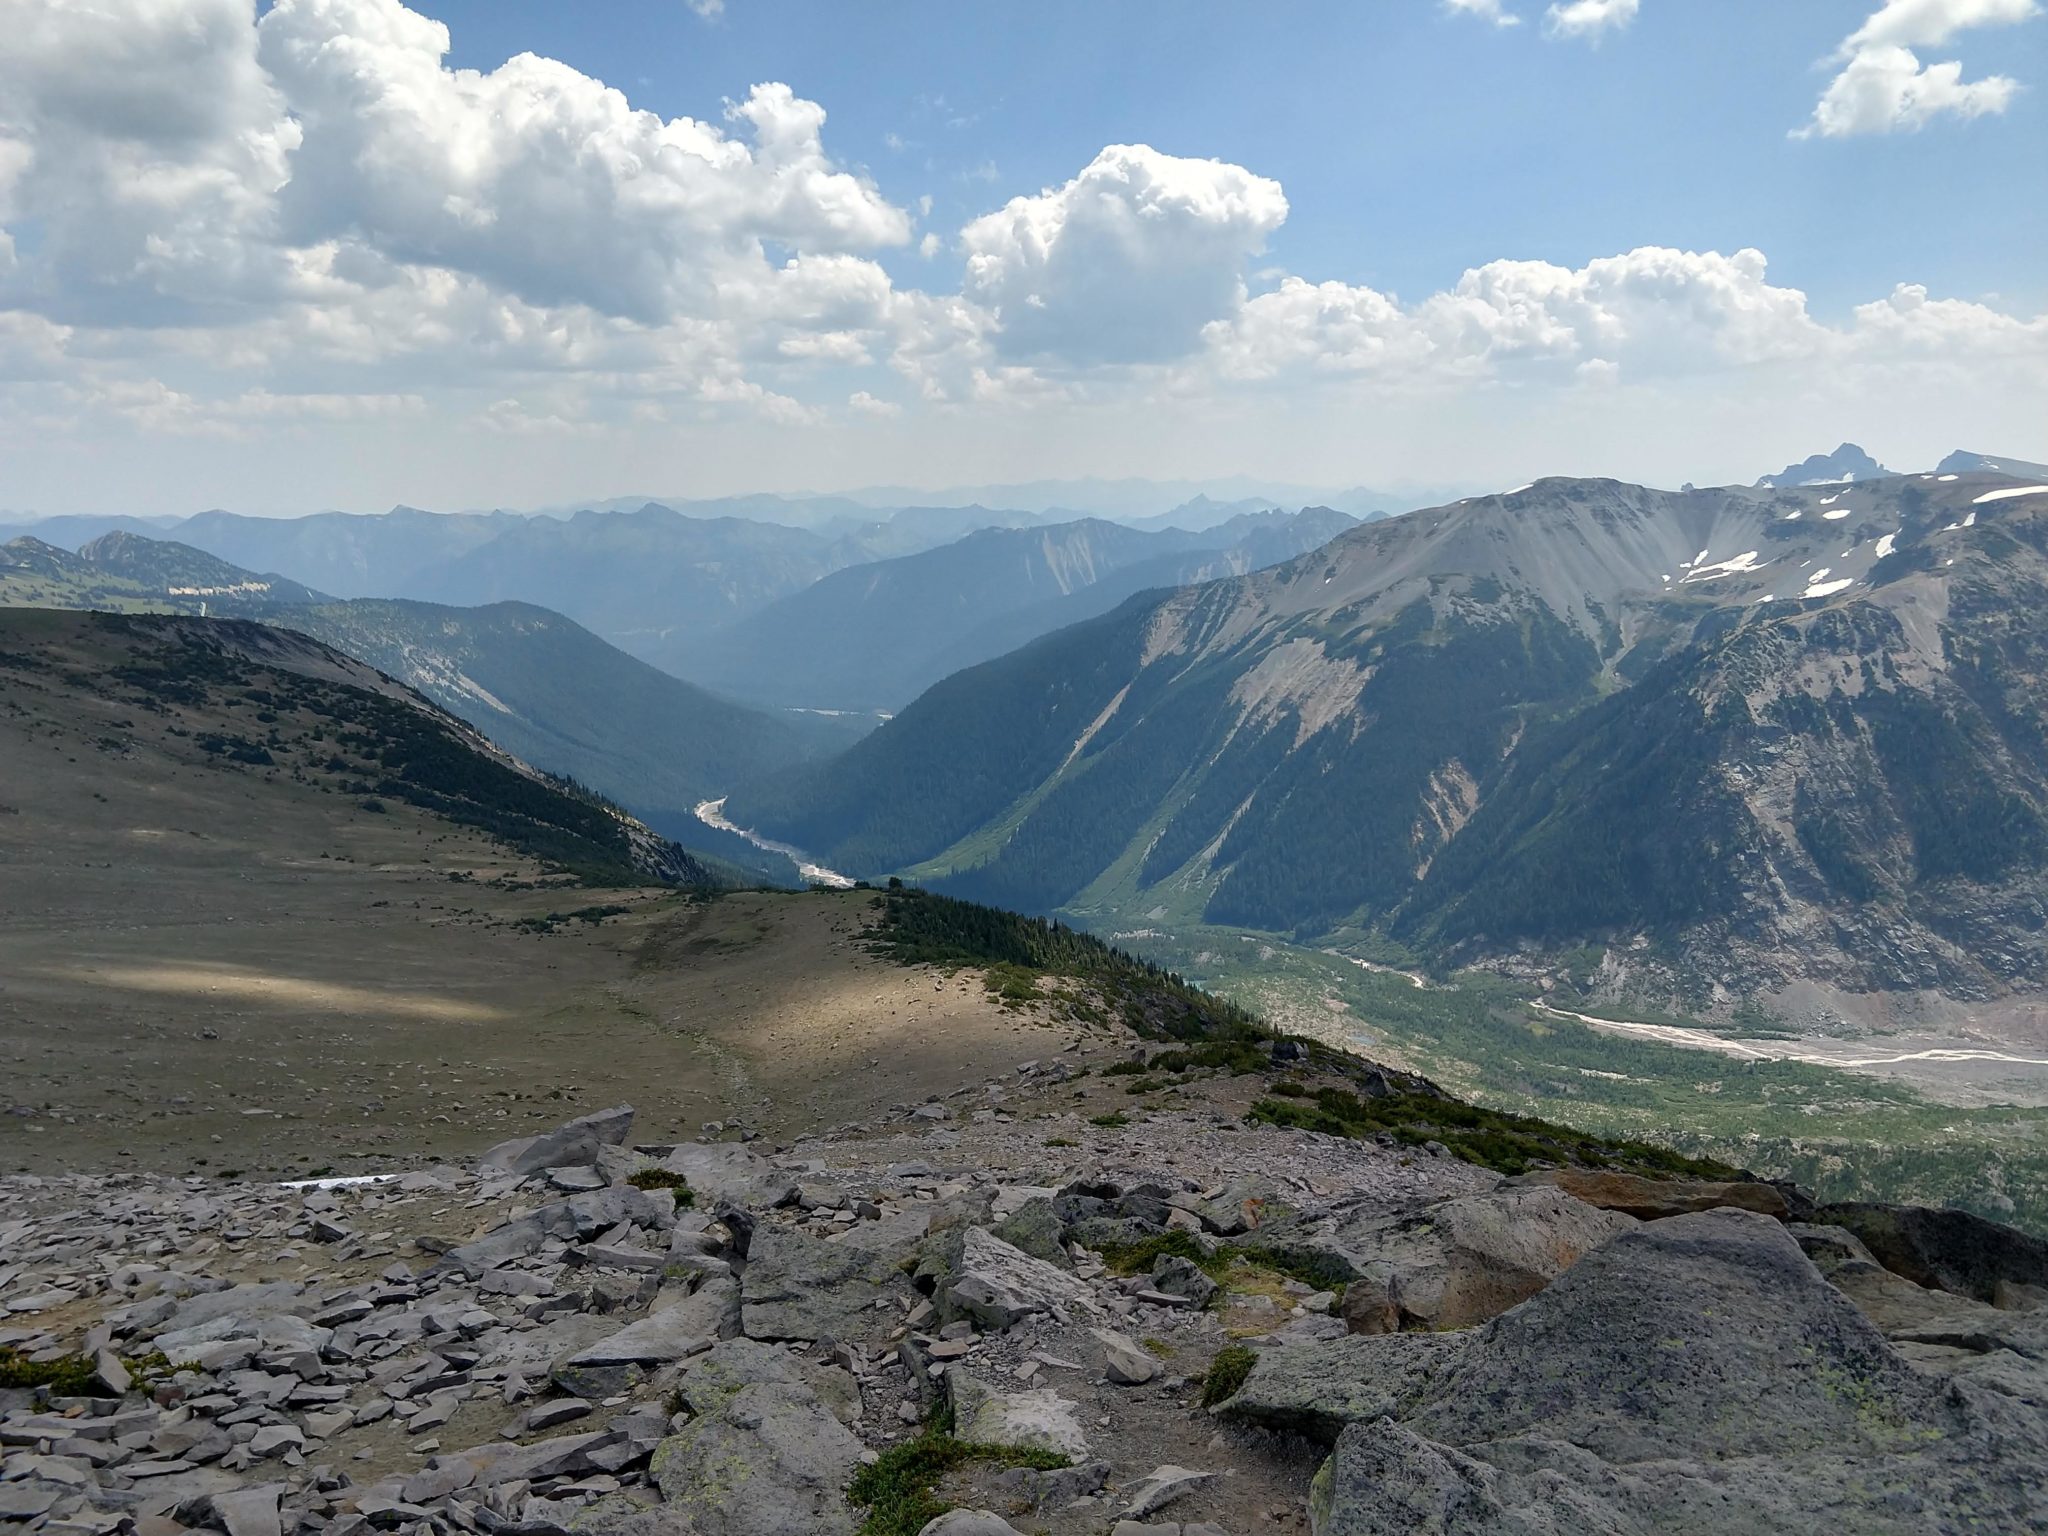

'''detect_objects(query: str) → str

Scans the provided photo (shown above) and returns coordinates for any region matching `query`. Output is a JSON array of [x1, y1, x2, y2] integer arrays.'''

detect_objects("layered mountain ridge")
[[730, 470, 2048, 1006], [670, 507, 1358, 711]]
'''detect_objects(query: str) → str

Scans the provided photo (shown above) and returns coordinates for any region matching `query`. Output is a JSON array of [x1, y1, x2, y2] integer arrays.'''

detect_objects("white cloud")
[[0, 1, 2040, 514], [1544, 0, 1638, 41], [1842, 0, 2038, 50], [684, 0, 725, 17], [960, 144, 1287, 366], [1799, 0, 2036, 136], [1444, 0, 1521, 26], [1201, 245, 2043, 391]]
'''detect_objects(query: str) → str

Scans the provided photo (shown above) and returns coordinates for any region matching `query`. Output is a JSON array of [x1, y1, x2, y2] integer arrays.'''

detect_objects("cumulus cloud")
[[1841, 0, 2039, 49], [0, 0, 2041, 507], [1444, 0, 1521, 26], [1799, 0, 2037, 136], [256, 1, 908, 323], [1544, 0, 1639, 41], [1202, 245, 2039, 391], [959, 144, 1287, 366], [0, 0, 301, 321]]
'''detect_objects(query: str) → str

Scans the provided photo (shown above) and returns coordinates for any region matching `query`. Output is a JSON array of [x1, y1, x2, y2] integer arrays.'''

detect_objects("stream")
[[693, 797, 854, 888]]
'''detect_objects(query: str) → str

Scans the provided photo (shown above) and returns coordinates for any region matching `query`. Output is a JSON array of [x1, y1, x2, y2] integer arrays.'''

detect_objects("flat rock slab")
[[1214, 1331, 1467, 1444], [1512, 1167, 1790, 1222], [948, 1367, 1090, 1459], [740, 1225, 913, 1344]]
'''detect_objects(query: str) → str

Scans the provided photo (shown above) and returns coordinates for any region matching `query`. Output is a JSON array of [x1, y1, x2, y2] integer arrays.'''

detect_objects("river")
[[693, 797, 854, 888]]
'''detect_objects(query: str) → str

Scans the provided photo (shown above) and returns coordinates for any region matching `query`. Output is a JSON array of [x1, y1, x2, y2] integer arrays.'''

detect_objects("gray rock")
[[480, 1106, 635, 1178], [1812, 1201, 2048, 1308], [939, 1226, 1100, 1332], [1190, 1176, 1299, 1237], [915, 1515, 1026, 1536], [656, 1144, 800, 1211], [155, 1282, 308, 1336], [1150, 1255, 1218, 1309], [651, 1378, 861, 1536], [1313, 1209, 2048, 1535], [989, 1198, 1067, 1267], [741, 1225, 911, 1344], [1092, 1327, 1161, 1386], [1212, 1332, 1466, 1444], [946, 1368, 1089, 1459], [1121, 1465, 1215, 1519], [554, 1293, 720, 1389], [1330, 1184, 1633, 1333]]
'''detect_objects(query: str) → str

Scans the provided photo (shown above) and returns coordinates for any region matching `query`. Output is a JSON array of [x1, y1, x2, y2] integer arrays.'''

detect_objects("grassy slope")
[[1113, 922, 2048, 1234]]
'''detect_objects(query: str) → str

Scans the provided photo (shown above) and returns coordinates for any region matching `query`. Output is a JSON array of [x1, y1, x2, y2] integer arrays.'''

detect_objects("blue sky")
[[0, 0, 2043, 515], [434, 0, 2046, 318]]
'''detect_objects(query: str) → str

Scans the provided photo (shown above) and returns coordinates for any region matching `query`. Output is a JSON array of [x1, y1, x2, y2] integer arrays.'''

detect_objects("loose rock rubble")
[[5, 1068, 2046, 1536]]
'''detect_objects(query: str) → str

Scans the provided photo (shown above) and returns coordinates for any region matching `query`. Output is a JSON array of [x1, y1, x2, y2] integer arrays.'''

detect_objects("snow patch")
[[1822, 508, 1851, 520], [1803, 571, 1855, 599], [1973, 485, 2048, 505], [1937, 474, 1959, 482], [1681, 549, 1766, 583], [1874, 533, 1897, 559]]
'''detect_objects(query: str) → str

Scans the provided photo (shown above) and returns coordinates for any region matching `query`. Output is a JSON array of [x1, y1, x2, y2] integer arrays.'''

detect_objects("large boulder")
[[1332, 1185, 1633, 1333], [1310, 1209, 2048, 1535], [1813, 1202, 2048, 1308], [740, 1224, 913, 1343], [1211, 1332, 1467, 1444], [650, 1375, 862, 1536], [938, 1227, 1101, 1332], [480, 1105, 635, 1177], [1511, 1166, 1790, 1222], [658, 1143, 801, 1211]]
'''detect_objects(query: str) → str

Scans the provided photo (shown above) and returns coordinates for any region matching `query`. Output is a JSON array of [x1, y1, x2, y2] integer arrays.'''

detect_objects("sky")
[[1, 0, 2044, 516]]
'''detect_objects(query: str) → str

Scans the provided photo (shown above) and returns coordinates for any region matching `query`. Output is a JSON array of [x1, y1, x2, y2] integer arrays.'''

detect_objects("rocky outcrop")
[[1510, 1165, 1790, 1221], [1322, 1184, 1634, 1333], [1814, 1201, 2048, 1307], [1307, 1209, 2048, 1533], [5, 1096, 2044, 1536], [478, 1105, 635, 1177]]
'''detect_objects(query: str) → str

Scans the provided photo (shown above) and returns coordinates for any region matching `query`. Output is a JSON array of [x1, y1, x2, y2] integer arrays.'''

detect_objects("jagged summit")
[[1755, 442, 1889, 487]]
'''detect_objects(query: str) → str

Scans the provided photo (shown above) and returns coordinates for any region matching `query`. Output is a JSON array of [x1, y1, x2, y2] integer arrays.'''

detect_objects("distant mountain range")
[[668, 507, 1359, 712], [0, 530, 819, 882], [729, 467, 2048, 1010]]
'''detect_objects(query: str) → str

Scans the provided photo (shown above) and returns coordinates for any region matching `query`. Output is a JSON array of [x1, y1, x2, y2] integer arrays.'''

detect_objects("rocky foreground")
[[5, 1060, 2048, 1536]]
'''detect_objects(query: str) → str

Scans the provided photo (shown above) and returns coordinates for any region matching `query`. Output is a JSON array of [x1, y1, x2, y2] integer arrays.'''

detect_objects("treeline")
[[866, 886, 1266, 1043]]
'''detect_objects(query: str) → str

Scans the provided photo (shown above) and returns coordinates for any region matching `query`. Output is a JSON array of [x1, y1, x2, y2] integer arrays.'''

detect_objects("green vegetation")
[[1120, 927, 2048, 1234], [866, 887, 1267, 1043], [1247, 1087, 1743, 1178], [625, 1168, 695, 1205], [846, 1430, 1068, 1536], [1090, 1229, 1351, 1299], [1088, 1111, 1131, 1128], [1199, 1345, 1257, 1408], [0, 1348, 179, 1395]]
